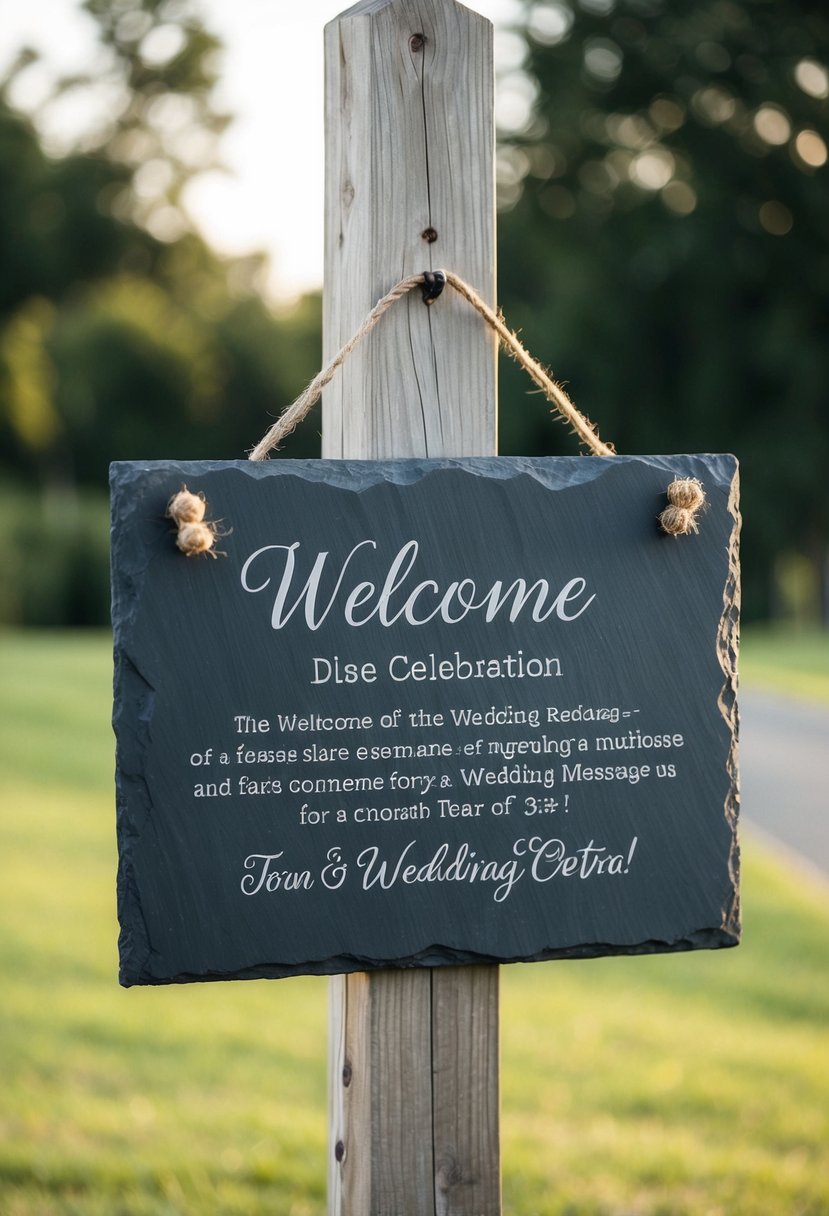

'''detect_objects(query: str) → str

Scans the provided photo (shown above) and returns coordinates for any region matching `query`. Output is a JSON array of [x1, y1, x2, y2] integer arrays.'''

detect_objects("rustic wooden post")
[[323, 0, 500, 1211]]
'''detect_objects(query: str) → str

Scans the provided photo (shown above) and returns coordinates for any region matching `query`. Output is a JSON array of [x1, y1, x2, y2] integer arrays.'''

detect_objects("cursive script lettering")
[[240, 539, 595, 631]]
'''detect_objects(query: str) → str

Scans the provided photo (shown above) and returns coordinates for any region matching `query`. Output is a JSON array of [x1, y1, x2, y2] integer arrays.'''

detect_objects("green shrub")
[[0, 485, 110, 626]]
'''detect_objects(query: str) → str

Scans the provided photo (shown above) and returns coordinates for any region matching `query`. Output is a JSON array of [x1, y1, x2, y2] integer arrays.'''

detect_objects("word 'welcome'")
[[240, 539, 596, 631]]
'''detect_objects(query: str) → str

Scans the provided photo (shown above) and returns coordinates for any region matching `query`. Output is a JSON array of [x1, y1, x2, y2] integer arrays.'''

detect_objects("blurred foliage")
[[82, 0, 231, 240], [1, 0, 827, 624], [496, 0, 829, 622], [0, 484, 110, 627], [0, 0, 322, 626]]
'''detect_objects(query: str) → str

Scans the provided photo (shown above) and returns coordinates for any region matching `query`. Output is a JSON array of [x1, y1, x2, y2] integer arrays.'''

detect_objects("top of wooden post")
[[322, 0, 496, 460], [331, 0, 487, 21]]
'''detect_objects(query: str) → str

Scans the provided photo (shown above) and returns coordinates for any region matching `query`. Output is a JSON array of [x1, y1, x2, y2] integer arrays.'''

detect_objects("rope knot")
[[659, 478, 706, 536], [421, 269, 447, 305], [167, 487, 220, 557]]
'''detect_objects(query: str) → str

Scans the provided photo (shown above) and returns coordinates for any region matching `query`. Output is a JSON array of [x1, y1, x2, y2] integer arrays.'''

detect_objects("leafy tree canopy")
[[497, 0, 829, 619], [0, 2, 321, 498]]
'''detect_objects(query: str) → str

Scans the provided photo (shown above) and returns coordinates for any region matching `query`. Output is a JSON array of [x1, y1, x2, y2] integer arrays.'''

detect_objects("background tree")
[[496, 0, 829, 622], [79, 0, 230, 242], [3, 0, 827, 625], [0, 4, 322, 625]]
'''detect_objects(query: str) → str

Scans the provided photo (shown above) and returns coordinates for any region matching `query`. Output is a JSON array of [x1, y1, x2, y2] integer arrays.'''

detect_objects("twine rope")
[[658, 477, 707, 536], [248, 271, 615, 462], [166, 486, 220, 557], [166, 276, 706, 557]]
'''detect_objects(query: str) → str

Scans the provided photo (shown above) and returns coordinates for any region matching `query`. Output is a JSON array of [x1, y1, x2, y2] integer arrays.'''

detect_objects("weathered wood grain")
[[324, 0, 500, 1211], [432, 966, 501, 1214], [322, 0, 496, 460], [329, 967, 501, 1215]]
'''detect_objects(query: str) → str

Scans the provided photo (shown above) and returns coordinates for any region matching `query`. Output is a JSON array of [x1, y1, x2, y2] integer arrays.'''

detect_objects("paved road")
[[739, 689, 829, 878]]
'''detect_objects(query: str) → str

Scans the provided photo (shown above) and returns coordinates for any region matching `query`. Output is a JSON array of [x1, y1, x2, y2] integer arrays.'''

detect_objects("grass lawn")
[[1, 630, 828, 1215], [740, 625, 829, 704]]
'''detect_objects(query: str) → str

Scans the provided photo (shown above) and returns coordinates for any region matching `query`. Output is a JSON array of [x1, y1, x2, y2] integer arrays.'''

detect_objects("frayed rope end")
[[166, 486, 224, 557], [659, 478, 706, 536]]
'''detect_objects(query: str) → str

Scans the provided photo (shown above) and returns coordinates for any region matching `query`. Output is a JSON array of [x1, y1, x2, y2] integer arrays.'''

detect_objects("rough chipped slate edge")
[[111, 453, 741, 987], [112, 655, 157, 986], [109, 452, 736, 495], [127, 931, 739, 988], [110, 462, 166, 986], [717, 464, 742, 942]]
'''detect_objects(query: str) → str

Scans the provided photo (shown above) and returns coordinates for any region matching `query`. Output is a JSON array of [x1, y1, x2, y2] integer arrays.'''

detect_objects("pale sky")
[[1, 0, 524, 302]]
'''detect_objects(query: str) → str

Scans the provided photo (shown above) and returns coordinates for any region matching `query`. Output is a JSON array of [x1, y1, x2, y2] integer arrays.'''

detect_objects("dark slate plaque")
[[111, 456, 740, 986]]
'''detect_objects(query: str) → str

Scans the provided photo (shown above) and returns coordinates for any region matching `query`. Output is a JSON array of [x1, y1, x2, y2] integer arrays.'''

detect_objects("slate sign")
[[111, 455, 740, 986]]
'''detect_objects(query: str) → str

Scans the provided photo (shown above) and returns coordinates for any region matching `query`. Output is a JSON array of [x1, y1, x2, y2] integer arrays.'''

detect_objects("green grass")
[[2, 631, 828, 1214], [741, 624, 829, 703]]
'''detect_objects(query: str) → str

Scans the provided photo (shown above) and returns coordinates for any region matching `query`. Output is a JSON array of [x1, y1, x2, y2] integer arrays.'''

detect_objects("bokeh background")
[[1, 2, 828, 1213], [1, 0, 827, 627]]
